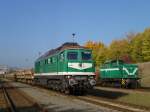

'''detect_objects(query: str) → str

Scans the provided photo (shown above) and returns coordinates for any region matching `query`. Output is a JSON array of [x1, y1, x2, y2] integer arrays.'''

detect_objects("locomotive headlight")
[[67, 75, 71, 79], [89, 79, 96, 86]]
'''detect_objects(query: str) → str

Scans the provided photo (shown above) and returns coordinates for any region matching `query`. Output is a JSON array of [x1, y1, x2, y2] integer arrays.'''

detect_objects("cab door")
[[58, 51, 65, 73]]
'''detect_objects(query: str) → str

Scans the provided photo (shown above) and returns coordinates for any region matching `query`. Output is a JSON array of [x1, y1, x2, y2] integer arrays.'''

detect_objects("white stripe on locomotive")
[[34, 72, 95, 76]]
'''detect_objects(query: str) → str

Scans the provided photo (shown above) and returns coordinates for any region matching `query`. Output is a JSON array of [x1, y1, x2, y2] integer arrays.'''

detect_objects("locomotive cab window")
[[67, 52, 78, 60], [48, 58, 52, 64], [82, 51, 91, 60], [112, 62, 117, 67], [52, 57, 56, 63], [60, 53, 65, 61]]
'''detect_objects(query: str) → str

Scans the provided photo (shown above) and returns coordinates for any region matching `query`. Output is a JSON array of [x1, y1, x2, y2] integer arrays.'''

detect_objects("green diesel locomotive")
[[100, 60, 140, 88], [34, 42, 96, 94]]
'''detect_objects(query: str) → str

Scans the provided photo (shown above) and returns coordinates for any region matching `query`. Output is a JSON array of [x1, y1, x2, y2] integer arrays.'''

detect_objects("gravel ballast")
[[12, 82, 119, 112]]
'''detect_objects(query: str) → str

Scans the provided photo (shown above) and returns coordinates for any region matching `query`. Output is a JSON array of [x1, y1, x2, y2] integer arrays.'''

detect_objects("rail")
[[2, 87, 17, 112], [0, 80, 47, 112]]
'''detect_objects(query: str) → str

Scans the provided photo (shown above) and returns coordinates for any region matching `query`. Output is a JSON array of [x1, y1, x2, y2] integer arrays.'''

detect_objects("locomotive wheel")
[[60, 88, 65, 93], [64, 89, 70, 94], [126, 79, 138, 89]]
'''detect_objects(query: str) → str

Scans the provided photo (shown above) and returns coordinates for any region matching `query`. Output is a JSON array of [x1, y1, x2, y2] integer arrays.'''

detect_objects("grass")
[[117, 92, 150, 108], [94, 86, 150, 108]]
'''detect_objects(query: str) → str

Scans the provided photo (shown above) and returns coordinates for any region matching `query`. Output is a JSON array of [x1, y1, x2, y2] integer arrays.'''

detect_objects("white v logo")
[[123, 67, 138, 75]]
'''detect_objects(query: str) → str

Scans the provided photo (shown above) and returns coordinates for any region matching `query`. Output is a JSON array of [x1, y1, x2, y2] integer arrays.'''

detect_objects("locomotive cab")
[[64, 49, 96, 89], [66, 49, 94, 72]]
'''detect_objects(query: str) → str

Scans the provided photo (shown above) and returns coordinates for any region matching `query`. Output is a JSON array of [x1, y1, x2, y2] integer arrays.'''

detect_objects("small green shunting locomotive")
[[99, 60, 140, 88]]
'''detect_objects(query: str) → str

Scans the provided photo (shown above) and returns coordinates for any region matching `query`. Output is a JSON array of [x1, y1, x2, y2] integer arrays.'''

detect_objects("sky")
[[0, 0, 150, 68]]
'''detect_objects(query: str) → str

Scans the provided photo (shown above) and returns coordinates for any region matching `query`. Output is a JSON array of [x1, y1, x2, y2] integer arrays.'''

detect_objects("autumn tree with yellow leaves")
[[85, 41, 107, 66], [85, 28, 150, 67]]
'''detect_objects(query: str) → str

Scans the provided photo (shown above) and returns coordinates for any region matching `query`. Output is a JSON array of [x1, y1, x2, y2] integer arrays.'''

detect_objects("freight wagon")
[[100, 60, 140, 88]]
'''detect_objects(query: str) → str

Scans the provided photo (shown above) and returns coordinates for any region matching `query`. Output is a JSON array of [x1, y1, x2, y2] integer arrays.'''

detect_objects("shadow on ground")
[[87, 88, 128, 99]]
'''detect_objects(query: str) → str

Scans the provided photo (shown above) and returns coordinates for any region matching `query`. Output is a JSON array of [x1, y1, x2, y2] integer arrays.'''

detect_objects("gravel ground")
[[11, 82, 119, 112]]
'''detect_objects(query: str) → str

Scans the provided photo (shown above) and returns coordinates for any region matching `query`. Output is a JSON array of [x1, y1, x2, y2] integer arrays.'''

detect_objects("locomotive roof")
[[37, 42, 87, 61], [104, 60, 124, 64]]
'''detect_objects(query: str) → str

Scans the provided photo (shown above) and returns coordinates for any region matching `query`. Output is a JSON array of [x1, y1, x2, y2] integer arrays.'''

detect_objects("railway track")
[[28, 84, 149, 112], [134, 88, 150, 92], [0, 86, 9, 112], [0, 82, 16, 112], [0, 80, 47, 112], [95, 86, 150, 94], [2, 86, 16, 112], [4, 79, 150, 112]]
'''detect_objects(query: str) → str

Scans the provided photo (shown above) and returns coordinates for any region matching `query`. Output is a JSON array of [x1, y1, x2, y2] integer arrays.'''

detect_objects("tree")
[[130, 33, 144, 62], [94, 42, 108, 66], [84, 41, 95, 50], [85, 27, 150, 65], [108, 39, 130, 60], [142, 28, 150, 61], [85, 41, 107, 66]]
